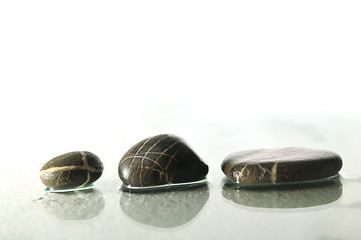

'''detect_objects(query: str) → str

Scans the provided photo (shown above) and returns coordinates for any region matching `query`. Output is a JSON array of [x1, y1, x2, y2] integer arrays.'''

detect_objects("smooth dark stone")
[[120, 185, 209, 228], [221, 147, 342, 184], [42, 189, 105, 220], [222, 178, 342, 209], [118, 134, 208, 187], [40, 151, 103, 189]]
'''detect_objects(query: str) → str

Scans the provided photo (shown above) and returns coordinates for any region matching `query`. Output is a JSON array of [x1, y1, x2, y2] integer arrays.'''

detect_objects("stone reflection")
[[120, 185, 209, 228], [42, 189, 105, 220], [222, 178, 342, 209]]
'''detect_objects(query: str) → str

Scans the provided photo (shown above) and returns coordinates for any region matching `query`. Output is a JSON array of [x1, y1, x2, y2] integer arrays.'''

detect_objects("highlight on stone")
[[221, 147, 342, 185], [118, 134, 209, 189], [40, 151, 104, 191]]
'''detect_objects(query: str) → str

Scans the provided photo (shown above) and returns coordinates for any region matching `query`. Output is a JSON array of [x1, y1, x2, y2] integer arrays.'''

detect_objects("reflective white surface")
[[1, 114, 361, 239]]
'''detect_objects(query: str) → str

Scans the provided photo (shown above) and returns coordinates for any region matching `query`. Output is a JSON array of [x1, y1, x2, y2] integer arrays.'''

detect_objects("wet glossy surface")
[[222, 177, 343, 208], [120, 178, 208, 192], [45, 184, 95, 193], [120, 185, 209, 228], [42, 189, 105, 220], [2, 115, 361, 240]]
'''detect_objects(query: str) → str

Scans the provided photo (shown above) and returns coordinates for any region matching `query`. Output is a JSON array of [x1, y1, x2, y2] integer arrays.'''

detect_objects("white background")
[[1, 2, 361, 240], [0, 1, 360, 169]]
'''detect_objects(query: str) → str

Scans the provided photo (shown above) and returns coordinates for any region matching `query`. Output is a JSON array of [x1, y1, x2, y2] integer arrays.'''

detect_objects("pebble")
[[118, 134, 209, 187], [40, 151, 104, 190], [221, 147, 342, 184]]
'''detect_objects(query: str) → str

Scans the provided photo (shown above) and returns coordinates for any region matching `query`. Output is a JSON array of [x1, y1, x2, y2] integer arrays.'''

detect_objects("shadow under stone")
[[42, 189, 105, 220], [120, 184, 209, 228], [222, 177, 342, 209]]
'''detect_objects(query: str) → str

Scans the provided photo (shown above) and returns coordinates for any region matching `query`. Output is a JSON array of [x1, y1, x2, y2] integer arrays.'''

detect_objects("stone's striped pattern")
[[222, 147, 343, 184], [118, 134, 209, 187], [40, 151, 103, 190]]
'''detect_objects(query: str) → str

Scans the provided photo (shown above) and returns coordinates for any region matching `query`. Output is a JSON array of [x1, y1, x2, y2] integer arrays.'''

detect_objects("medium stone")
[[221, 147, 342, 184], [118, 134, 208, 187], [40, 151, 104, 190]]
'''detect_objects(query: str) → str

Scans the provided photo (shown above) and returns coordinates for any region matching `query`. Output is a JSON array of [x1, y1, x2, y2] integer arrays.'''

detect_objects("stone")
[[118, 134, 208, 187], [221, 147, 342, 184], [40, 151, 103, 190]]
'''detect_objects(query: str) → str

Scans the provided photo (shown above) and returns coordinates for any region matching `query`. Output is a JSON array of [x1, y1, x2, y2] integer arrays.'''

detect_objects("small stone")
[[221, 147, 342, 184], [40, 151, 103, 190], [118, 134, 208, 187]]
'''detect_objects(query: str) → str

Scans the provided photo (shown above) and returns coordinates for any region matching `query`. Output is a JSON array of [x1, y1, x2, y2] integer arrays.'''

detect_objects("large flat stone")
[[221, 147, 342, 184]]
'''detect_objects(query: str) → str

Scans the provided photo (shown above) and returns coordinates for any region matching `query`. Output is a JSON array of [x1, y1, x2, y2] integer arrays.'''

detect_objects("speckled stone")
[[118, 134, 209, 187], [221, 147, 342, 184], [40, 151, 103, 189]]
